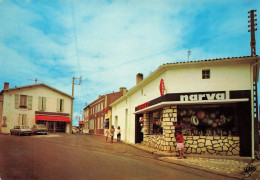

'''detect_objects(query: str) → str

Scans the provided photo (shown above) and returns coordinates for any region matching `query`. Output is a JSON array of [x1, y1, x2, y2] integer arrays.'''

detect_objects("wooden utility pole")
[[248, 10, 257, 56]]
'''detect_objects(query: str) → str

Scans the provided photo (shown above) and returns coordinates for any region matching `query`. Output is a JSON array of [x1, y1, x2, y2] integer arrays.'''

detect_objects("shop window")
[[149, 109, 163, 135], [202, 69, 210, 79], [177, 104, 238, 136]]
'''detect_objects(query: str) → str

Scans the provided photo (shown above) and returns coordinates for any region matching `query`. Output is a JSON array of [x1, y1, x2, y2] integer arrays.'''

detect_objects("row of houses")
[[83, 56, 260, 158]]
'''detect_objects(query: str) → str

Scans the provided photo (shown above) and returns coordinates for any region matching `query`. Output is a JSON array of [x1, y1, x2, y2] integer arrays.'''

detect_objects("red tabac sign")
[[136, 101, 150, 111], [159, 79, 165, 96]]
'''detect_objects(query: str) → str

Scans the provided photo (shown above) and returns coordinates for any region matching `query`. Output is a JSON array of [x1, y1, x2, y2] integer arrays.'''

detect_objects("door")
[[135, 114, 143, 143], [48, 122, 54, 133]]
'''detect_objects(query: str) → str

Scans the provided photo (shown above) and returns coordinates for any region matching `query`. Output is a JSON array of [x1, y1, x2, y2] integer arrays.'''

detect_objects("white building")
[[110, 56, 260, 157], [0, 83, 73, 134]]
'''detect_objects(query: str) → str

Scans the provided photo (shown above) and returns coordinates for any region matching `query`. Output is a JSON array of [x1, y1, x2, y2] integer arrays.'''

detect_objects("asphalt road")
[[0, 134, 235, 180]]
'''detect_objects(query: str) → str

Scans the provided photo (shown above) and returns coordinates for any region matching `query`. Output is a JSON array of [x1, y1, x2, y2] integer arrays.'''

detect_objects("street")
[[0, 134, 234, 180]]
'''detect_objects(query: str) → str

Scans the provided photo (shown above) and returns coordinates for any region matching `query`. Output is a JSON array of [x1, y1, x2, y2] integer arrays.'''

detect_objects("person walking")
[[110, 125, 115, 143], [116, 126, 121, 142], [176, 130, 186, 159], [104, 126, 109, 142]]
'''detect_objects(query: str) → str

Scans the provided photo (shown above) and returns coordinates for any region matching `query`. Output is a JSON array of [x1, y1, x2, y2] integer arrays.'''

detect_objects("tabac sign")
[[180, 92, 226, 102]]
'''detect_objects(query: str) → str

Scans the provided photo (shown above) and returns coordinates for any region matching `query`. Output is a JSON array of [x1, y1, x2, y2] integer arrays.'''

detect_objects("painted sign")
[[180, 92, 226, 102], [159, 79, 165, 96], [136, 101, 150, 111]]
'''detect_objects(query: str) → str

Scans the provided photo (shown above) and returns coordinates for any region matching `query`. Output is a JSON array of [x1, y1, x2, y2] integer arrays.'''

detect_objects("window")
[[89, 119, 94, 130], [15, 94, 32, 110], [101, 102, 103, 111], [38, 97, 46, 111], [20, 95, 27, 108], [149, 109, 163, 135], [57, 98, 64, 112], [202, 69, 210, 79], [177, 104, 238, 136]]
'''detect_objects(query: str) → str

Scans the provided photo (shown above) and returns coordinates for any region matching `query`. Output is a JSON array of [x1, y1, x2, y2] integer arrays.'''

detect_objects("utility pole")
[[248, 10, 257, 56], [70, 76, 82, 134]]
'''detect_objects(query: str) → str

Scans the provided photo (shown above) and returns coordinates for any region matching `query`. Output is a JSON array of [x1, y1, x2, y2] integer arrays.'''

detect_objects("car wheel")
[[10, 132, 13, 135]]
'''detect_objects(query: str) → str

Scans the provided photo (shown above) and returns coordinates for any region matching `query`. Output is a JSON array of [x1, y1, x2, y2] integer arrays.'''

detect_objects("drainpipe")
[[250, 59, 260, 160]]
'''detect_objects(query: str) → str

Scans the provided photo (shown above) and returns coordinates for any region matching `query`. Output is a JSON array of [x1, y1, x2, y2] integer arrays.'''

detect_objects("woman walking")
[[116, 126, 121, 142], [110, 125, 115, 143]]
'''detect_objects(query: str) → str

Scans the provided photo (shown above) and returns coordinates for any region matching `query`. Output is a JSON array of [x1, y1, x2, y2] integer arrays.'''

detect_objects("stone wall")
[[142, 105, 240, 156], [183, 136, 240, 156]]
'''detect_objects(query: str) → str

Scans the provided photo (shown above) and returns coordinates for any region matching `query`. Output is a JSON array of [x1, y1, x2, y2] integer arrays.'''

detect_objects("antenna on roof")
[[248, 9, 257, 56], [27, 78, 44, 84], [187, 49, 191, 62]]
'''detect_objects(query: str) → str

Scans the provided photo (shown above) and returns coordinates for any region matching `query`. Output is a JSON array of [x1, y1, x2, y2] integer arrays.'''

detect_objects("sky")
[[0, 0, 259, 126]]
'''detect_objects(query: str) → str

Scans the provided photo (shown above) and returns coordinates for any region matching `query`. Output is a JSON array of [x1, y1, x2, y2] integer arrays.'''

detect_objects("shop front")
[[35, 111, 70, 133], [135, 90, 252, 156]]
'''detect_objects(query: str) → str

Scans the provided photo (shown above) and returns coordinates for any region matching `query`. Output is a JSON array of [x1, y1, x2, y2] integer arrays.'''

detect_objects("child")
[[110, 125, 115, 143], [176, 130, 186, 159], [117, 126, 121, 142], [104, 126, 109, 142]]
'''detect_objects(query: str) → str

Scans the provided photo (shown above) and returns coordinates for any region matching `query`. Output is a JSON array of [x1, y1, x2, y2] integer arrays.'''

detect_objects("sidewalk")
[[126, 142, 260, 179]]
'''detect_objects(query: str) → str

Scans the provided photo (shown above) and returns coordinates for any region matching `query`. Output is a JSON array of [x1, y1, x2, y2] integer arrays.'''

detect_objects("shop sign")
[[180, 92, 225, 102], [136, 101, 150, 111], [159, 79, 165, 96]]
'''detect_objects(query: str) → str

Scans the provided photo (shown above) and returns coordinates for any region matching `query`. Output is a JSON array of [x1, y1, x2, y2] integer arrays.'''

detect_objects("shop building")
[[0, 83, 73, 133], [85, 88, 127, 135], [110, 56, 260, 157]]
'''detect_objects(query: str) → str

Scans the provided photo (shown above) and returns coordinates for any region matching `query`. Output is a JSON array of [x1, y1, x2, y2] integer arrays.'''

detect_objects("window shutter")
[[38, 97, 42, 111], [43, 97, 46, 111], [61, 99, 64, 112], [57, 99, 60, 112], [15, 94, 19, 109], [28, 96, 33, 110], [18, 114, 21, 125]]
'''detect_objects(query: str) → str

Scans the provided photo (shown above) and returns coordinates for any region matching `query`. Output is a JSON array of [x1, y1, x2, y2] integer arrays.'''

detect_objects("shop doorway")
[[48, 122, 55, 133], [135, 114, 143, 143]]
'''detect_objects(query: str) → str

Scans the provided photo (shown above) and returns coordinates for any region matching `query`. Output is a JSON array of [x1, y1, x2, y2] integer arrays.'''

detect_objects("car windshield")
[[21, 126, 30, 129], [37, 124, 46, 128]]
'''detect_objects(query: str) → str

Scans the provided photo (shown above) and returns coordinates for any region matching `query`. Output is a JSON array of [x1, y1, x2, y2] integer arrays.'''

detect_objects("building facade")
[[0, 83, 73, 134], [110, 56, 260, 157], [85, 88, 127, 135]]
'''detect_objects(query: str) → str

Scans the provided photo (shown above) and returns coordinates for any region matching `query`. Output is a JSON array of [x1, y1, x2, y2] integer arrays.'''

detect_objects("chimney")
[[4, 82, 9, 90], [136, 73, 143, 85], [119, 87, 127, 95]]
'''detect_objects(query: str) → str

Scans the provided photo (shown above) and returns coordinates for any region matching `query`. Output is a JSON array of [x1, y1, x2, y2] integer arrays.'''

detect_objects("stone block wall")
[[183, 136, 240, 156], [142, 105, 240, 156]]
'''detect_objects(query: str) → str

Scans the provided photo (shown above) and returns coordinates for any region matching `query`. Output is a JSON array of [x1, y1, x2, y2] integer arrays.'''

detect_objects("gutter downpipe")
[[251, 59, 260, 160]]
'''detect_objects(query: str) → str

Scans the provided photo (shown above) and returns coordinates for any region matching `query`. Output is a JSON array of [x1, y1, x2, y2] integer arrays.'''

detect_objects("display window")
[[177, 104, 238, 136], [149, 109, 163, 135]]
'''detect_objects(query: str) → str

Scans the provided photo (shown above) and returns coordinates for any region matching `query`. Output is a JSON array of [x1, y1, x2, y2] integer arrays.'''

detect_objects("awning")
[[102, 119, 109, 127], [35, 115, 70, 122], [79, 121, 84, 125], [134, 98, 249, 114]]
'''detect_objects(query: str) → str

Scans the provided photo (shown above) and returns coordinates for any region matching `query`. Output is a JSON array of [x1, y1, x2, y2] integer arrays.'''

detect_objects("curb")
[[126, 143, 260, 179]]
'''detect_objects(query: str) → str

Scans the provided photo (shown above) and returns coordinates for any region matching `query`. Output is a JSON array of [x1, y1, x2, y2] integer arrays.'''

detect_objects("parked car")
[[10, 125, 33, 136], [32, 124, 48, 135]]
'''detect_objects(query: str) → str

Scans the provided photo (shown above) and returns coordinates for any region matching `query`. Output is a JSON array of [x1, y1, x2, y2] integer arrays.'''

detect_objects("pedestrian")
[[174, 122, 182, 157], [176, 130, 186, 159], [116, 126, 121, 142], [110, 125, 115, 143], [104, 126, 109, 142]]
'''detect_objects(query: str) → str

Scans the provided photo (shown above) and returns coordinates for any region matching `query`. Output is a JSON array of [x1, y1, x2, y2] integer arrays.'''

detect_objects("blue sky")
[[0, 0, 259, 126]]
